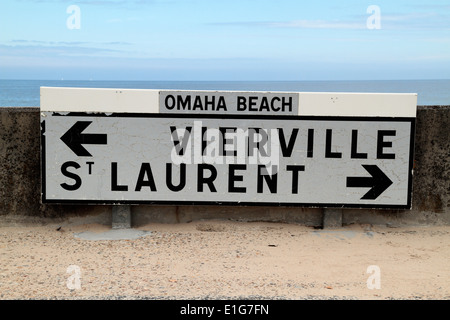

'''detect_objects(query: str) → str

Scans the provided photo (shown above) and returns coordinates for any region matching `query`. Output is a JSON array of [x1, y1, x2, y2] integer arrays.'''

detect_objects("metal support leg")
[[112, 205, 131, 229], [322, 208, 343, 228]]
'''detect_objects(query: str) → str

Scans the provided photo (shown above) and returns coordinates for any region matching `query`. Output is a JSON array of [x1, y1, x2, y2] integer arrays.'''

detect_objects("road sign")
[[40, 87, 417, 209]]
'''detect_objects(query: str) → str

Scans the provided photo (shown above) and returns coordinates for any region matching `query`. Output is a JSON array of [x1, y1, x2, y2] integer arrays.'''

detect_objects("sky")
[[0, 0, 449, 81]]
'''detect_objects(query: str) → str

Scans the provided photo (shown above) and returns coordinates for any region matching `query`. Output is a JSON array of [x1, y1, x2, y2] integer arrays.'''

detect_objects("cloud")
[[209, 7, 450, 31], [408, 4, 450, 11], [383, 12, 450, 29], [0, 42, 126, 59], [211, 12, 450, 31], [106, 16, 142, 23], [11, 40, 88, 46], [268, 20, 365, 29], [354, 8, 450, 29], [210, 19, 365, 30], [16, 0, 165, 6], [9, 39, 132, 46]]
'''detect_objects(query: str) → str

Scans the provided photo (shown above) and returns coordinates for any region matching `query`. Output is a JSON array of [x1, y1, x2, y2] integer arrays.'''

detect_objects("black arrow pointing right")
[[61, 121, 107, 157], [346, 164, 393, 200]]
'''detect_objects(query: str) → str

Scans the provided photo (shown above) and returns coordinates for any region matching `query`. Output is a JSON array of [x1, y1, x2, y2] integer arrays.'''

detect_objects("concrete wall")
[[0, 106, 449, 227]]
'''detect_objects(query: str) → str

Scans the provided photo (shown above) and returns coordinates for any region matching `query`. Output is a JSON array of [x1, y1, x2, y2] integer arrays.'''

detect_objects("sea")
[[0, 79, 449, 107]]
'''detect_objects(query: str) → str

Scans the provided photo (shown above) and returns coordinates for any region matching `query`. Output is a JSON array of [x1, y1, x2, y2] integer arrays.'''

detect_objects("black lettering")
[[86, 161, 94, 175], [165, 95, 175, 110], [278, 128, 298, 157], [177, 95, 191, 110], [282, 96, 293, 112], [257, 165, 277, 193], [351, 130, 368, 159], [248, 128, 258, 156], [197, 164, 217, 192], [60, 161, 81, 191], [192, 96, 203, 110], [271, 97, 281, 111], [248, 128, 268, 157], [204, 95, 215, 110], [228, 164, 246, 193], [219, 127, 237, 156], [286, 165, 305, 194], [135, 163, 157, 191], [325, 129, 342, 158], [259, 97, 270, 111], [201, 126, 208, 155], [377, 130, 396, 159], [170, 126, 192, 156], [248, 96, 258, 112], [217, 96, 227, 111], [111, 162, 128, 191], [237, 96, 246, 111], [257, 129, 268, 157], [166, 163, 186, 192], [307, 129, 314, 158]]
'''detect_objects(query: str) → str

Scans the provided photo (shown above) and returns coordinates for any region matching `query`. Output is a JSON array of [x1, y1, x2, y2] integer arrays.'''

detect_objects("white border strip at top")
[[40, 87, 160, 114], [40, 87, 417, 117], [298, 92, 417, 117]]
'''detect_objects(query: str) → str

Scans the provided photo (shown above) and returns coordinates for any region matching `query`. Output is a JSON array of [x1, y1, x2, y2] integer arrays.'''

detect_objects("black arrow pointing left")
[[346, 164, 393, 200], [61, 121, 107, 157]]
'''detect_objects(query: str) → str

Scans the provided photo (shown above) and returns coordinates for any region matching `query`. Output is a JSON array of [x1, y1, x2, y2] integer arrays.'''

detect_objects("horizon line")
[[1, 78, 449, 82]]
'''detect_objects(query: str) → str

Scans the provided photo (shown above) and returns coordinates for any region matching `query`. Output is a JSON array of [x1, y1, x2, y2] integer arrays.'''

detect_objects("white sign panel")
[[41, 88, 416, 209]]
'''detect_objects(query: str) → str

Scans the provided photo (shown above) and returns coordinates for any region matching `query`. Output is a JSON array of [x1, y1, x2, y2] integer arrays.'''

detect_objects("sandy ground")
[[0, 219, 449, 300]]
